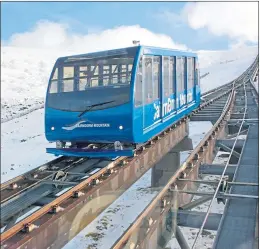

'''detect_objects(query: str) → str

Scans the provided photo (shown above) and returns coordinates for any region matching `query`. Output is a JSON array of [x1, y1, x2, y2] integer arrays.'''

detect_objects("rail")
[[111, 56, 258, 249], [0, 92, 233, 244], [111, 82, 235, 249], [191, 76, 248, 249]]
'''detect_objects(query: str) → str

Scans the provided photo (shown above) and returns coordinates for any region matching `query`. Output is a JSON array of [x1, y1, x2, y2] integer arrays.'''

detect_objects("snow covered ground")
[[1, 108, 56, 183], [198, 45, 258, 92]]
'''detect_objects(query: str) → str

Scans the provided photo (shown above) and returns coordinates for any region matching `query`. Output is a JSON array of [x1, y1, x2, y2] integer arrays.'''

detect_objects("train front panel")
[[45, 47, 140, 146]]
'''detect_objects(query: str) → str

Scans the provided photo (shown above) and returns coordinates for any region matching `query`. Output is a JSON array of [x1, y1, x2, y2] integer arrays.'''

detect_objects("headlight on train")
[[56, 141, 65, 148]]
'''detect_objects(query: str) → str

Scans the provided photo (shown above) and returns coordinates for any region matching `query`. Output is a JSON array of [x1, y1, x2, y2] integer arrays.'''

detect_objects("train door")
[[176, 57, 186, 110], [143, 55, 162, 130], [187, 57, 195, 104]]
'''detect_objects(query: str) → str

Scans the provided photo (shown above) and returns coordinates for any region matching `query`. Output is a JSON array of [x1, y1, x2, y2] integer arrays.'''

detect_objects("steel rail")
[[111, 80, 236, 249], [1, 112, 191, 241], [0, 69, 244, 203], [0, 86, 215, 205], [191, 76, 249, 249], [1, 61, 249, 191], [0, 156, 66, 190], [2, 83, 234, 235], [1, 145, 109, 205], [1, 122, 188, 248], [0, 157, 88, 204], [111, 57, 258, 249], [0, 154, 128, 241], [0, 90, 234, 243]]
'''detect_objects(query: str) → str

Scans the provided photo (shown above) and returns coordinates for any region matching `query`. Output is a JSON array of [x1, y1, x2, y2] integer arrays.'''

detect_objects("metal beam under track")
[[216, 139, 245, 150], [199, 164, 236, 178], [217, 143, 241, 159], [179, 196, 212, 210], [177, 210, 222, 230]]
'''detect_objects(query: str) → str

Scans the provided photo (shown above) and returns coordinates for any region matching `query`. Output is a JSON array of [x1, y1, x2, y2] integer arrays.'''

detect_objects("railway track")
[[0, 83, 240, 205], [112, 59, 259, 249], [0, 56, 258, 249]]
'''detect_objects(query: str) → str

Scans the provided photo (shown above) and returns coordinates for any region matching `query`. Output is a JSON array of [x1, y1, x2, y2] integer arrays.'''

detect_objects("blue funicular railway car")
[[45, 45, 200, 158]]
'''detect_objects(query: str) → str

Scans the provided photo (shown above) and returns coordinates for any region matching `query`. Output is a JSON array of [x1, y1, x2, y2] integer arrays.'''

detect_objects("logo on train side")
[[153, 93, 193, 120], [62, 120, 110, 130], [153, 97, 176, 120], [153, 103, 160, 120]]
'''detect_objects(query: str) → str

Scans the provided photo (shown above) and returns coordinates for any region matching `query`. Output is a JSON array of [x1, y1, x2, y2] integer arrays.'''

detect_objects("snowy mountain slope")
[[198, 45, 257, 69], [198, 45, 258, 92], [1, 47, 61, 123], [1, 45, 258, 123]]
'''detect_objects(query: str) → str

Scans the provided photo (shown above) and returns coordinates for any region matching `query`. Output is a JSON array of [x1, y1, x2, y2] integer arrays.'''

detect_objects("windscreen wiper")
[[78, 100, 115, 117]]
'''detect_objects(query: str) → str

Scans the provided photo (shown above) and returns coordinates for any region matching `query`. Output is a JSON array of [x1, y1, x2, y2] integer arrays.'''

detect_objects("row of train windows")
[[135, 56, 196, 106], [49, 62, 134, 93]]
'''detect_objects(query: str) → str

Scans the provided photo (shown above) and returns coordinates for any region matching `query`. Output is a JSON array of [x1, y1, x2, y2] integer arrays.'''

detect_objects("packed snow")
[[198, 45, 258, 92], [1, 108, 56, 183]]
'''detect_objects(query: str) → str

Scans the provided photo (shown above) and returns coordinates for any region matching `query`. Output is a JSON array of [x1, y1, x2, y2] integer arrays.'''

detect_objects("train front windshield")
[[47, 47, 138, 112]]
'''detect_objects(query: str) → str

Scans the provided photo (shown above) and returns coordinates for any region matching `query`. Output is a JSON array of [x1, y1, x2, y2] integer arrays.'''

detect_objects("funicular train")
[[45, 45, 201, 158]]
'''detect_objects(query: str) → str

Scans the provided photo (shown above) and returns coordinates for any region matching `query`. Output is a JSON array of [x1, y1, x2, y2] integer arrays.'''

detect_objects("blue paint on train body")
[[45, 45, 200, 157], [45, 103, 133, 143]]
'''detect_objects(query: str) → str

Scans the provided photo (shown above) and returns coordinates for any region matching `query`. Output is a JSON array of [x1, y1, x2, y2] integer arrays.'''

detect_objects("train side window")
[[64, 66, 74, 78], [135, 57, 143, 107], [91, 65, 99, 76], [181, 57, 185, 92], [121, 65, 127, 83], [153, 56, 160, 101], [169, 57, 174, 94], [128, 65, 133, 81], [49, 80, 58, 93], [163, 57, 170, 97], [52, 68, 58, 80], [195, 59, 200, 86], [49, 68, 58, 93], [176, 57, 182, 93], [191, 57, 195, 87], [63, 79, 74, 92], [187, 57, 194, 89], [63, 66, 74, 92], [144, 56, 153, 104], [79, 78, 87, 91]]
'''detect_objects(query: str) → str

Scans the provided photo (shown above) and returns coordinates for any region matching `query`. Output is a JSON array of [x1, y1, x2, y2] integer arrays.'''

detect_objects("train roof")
[[57, 45, 197, 63]]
